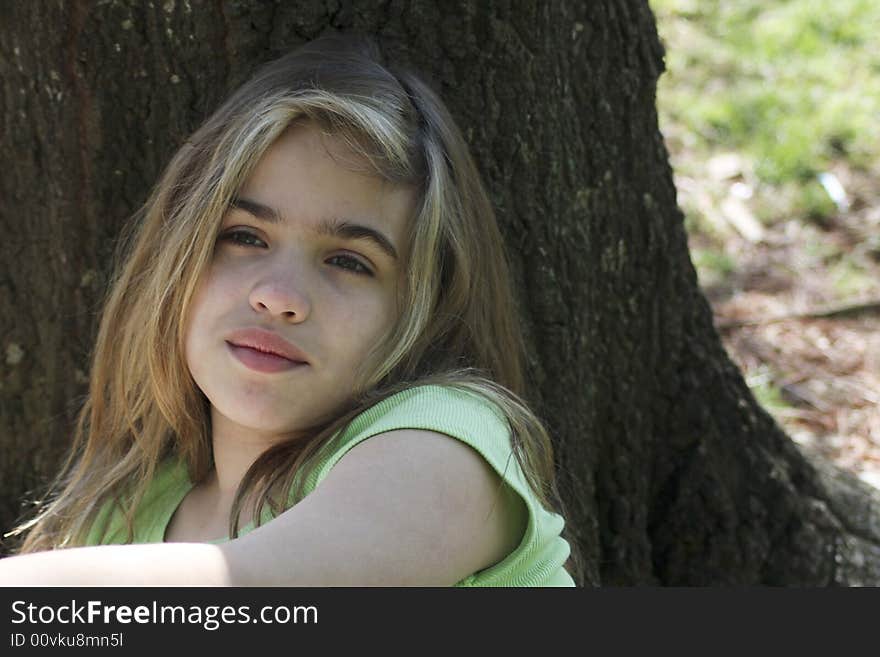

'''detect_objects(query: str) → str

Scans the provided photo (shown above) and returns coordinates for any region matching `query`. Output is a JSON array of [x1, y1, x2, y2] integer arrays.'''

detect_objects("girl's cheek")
[[220, 273, 250, 305], [195, 262, 245, 305], [352, 296, 393, 334]]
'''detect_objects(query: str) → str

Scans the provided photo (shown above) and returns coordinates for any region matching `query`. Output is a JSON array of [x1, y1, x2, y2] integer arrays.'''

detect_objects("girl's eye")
[[218, 231, 372, 276], [219, 230, 267, 248], [326, 254, 373, 277]]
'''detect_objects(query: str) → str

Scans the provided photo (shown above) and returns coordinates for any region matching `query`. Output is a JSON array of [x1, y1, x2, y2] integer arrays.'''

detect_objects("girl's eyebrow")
[[230, 196, 399, 261]]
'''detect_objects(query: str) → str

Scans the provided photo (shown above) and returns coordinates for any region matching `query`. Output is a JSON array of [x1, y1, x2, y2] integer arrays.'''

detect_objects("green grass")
[[691, 247, 736, 287], [750, 378, 791, 414], [652, 0, 880, 187], [744, 364, 795, 415], [829, 258, 874, 297]]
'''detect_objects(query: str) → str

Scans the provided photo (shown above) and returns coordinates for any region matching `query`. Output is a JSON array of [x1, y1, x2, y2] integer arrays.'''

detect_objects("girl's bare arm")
[[0, 429, 525, 586], [0, 543, 231, 586]]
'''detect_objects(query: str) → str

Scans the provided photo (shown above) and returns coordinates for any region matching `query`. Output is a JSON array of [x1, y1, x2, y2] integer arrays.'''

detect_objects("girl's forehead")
[[246, 124, 384, 195], [235, 123, 417, 250]]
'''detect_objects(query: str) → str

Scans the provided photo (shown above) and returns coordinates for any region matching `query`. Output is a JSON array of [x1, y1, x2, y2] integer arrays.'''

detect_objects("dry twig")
[[715, 298, 880, 330]]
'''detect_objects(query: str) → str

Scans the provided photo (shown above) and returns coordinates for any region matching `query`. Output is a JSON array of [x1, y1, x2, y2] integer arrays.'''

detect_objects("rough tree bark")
[[2, 0, 878, 584]]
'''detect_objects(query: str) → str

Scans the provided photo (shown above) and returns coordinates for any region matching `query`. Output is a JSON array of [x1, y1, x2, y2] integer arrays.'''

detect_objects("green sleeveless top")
[[86, 384, 574, 587]]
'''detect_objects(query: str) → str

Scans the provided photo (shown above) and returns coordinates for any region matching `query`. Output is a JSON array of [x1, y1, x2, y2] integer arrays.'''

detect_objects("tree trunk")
[[2, 0, 878, 584]]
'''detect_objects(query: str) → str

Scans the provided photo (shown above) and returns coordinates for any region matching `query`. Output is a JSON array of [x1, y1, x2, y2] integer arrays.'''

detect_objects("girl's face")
[[184, 122, 415, 441]]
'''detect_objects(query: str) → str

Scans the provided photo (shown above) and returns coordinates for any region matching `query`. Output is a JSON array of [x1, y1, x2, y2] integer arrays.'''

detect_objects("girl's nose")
[[248, 267, 311, 323]]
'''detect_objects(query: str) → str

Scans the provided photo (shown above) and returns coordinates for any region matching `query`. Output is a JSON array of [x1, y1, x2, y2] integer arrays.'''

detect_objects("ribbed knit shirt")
[[86, 384, 574, 586]]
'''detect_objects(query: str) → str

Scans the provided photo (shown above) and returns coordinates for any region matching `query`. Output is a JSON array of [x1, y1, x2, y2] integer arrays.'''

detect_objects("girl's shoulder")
[[307, 382, 573, 587], [306, 382, 513, 490]]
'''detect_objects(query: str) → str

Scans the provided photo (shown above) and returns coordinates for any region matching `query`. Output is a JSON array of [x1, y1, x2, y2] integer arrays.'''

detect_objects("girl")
[[2, 34, 580, 586]]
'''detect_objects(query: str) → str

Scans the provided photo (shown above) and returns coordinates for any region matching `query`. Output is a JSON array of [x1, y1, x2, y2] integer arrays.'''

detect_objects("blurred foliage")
[[651, 0, 880, 423], [651, 0, 880, 185], [748, 370, 790, 414], [690, 247, 736, 286]]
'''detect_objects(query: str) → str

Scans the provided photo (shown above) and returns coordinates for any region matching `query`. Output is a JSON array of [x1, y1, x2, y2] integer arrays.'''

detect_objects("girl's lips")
[[225, 328, 310, 363], [227, 343, 308, 374]]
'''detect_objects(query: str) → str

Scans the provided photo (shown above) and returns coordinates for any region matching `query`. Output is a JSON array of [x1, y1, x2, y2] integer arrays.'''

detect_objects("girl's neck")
[[208, 411, 291, 496]]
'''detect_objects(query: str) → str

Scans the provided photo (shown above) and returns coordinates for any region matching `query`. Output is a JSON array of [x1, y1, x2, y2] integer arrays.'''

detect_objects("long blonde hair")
[[13, 34, 583, 584]]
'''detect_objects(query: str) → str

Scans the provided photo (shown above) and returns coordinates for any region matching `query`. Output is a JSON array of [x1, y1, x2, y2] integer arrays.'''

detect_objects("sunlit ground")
[[651, 0, 880, 486]]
